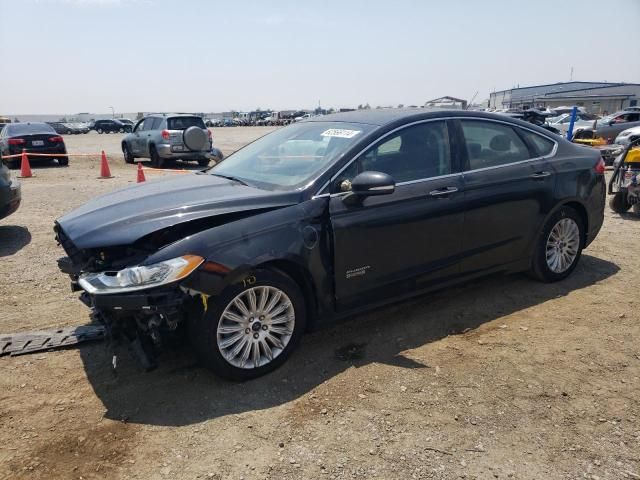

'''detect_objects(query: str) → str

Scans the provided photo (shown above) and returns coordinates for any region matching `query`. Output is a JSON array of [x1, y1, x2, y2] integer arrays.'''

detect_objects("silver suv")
[[122, 114, 214, 167]]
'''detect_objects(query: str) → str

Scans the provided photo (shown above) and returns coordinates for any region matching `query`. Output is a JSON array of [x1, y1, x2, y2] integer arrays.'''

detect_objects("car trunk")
[[9, 133, 64, 152]]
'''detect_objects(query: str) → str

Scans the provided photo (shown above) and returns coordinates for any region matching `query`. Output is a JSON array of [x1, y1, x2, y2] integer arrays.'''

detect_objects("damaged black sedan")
[[55, 109, 605, 380]]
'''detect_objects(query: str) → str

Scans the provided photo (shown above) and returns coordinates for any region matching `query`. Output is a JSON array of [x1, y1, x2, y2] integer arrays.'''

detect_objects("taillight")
[[594, 157, 606, 174], [49, 136, 63, 143], [161, 129, 170, 140], [8, 138, 25, 145]]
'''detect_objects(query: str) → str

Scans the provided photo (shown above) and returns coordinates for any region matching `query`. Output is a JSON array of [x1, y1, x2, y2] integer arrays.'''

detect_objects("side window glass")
[[330, 122, 452, 193], [141, 118, 155, 131], [460, 120, 531, 170], [520, 129, 555, 157], [151, 118, 162, 130], [357, 121, 451, 184], [133, 119, 144, 132]]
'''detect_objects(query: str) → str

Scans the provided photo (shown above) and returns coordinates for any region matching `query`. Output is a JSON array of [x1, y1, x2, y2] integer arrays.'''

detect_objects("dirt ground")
[[0, 128, 638, 480]]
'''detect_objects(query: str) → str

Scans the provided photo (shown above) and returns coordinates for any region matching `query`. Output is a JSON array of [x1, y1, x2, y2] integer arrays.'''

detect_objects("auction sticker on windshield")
[[321, 129, 361, 139]]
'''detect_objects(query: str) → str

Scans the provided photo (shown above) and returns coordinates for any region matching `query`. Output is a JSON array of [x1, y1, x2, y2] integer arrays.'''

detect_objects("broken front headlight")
[[78, 255, 204, 295]]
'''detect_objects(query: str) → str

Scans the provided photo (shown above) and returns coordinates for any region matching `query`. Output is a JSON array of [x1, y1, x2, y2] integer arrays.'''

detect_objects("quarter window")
[[460, 120, 531, 170], [150, 118, 163, 130], [521, 129, 555, 156]]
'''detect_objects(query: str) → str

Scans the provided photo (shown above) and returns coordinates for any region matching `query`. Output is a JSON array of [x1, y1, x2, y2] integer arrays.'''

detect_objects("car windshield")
[[167, 116, 205, 130], [7, 123, 55, 135], [210, 121, 376, 190]]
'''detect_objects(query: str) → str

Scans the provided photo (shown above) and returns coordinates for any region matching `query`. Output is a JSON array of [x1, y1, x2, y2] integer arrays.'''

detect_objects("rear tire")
[[530, 206, 584, 283], [97, 128, 103, 134], [197, 158, 210, 167], [122, 143, 135, 164], [149, 144, 163, 168], [609, 191, 631, 213], [118, 128, 124, 133], [189, 268, 306, 381], [57, 156, 69, 166]]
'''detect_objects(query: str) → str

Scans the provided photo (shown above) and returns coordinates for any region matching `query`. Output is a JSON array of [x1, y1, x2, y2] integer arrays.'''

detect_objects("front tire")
[[530, 206, 583, 282], [97, 128, 103, 134], [190, 269, 306, 380]]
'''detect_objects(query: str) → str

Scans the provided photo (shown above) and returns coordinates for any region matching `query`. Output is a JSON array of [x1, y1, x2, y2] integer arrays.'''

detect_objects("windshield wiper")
[[209, 173, 250, 186]]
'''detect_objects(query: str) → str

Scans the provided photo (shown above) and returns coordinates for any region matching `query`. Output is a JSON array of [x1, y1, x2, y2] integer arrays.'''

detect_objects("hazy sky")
[[1, 0, 639, 114]]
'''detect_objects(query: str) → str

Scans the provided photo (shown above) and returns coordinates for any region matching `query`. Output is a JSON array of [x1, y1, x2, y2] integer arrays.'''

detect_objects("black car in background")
[[47, 122, 74, 135], [55, 109, 606, 380], [93, 119, 131, 134], [0, 155, 21, 220], [0, 122, 68, 168], [118, 118, 135, 129]]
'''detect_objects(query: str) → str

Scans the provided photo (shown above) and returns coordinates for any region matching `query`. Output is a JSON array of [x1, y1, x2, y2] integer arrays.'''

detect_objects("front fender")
[[144, 198, 331, 298]]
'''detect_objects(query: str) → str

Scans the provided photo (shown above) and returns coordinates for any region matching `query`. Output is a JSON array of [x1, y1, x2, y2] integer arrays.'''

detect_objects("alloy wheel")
[[545, 218, 580, 273], [216, 286, 295, 369]]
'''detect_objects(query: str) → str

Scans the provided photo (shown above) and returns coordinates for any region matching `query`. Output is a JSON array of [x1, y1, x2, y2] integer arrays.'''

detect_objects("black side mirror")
[[343, 171, 395, 205]]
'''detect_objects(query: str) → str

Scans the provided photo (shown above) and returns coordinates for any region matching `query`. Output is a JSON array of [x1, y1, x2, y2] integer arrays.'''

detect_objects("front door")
[[130, 119, 145, 155], [329, 120, 465, 310]]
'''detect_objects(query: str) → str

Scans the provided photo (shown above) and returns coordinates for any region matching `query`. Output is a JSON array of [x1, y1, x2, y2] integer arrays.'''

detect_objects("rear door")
[[456, 119, 557, 274], [137, 117, 156, 156], [329, 120, 465, 310]]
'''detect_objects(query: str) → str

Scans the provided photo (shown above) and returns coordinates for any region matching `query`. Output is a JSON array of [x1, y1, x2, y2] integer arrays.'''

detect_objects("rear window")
[[7, 123, 55, 135], [167, 116, 205, 130]]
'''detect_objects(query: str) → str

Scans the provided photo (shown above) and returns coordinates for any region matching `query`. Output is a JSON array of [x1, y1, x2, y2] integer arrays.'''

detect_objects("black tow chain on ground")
[[0, 325, 105, 357]]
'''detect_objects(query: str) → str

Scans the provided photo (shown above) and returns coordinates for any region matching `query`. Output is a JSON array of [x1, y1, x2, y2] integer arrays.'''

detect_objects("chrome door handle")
[[429, 186, 458, 196], [530, 171, 551, 179]]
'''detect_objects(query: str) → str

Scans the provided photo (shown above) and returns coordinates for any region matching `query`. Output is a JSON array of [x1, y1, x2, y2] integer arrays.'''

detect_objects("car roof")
[[305, 108, 545, 129]]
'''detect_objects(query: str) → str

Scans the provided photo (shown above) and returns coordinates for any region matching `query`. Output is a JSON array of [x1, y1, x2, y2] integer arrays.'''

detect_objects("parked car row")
[[47, 122, 90, 135]]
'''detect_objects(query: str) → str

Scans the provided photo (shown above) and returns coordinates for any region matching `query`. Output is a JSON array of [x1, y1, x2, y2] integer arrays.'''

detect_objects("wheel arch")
[[559, 200, 589, 247], [543, 199, 590, 248], [254, 259, 319, 331]]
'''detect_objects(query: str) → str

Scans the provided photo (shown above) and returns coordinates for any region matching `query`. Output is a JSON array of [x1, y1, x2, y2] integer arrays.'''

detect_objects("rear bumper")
[[156, 143, 210, 160], [585, 176, 606, 248], [0, 178, 21, 220], [9, 145, 67, 158]]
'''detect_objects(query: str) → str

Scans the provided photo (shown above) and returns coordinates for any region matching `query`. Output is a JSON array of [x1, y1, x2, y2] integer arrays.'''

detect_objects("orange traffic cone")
[[19, 149, 33, 178], [136, 162, 146, 183], [99, 150, 113, 179]]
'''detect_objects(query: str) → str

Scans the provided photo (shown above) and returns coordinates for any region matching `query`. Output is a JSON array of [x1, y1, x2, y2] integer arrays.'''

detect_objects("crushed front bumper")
[[76, 284, 201, 371]]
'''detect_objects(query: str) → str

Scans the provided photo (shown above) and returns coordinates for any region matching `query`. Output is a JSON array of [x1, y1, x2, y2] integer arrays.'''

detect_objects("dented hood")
[[57, 173, 297, 249]]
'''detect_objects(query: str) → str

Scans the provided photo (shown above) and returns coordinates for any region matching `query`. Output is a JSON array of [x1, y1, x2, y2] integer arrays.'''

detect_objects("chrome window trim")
[[457, 117, 559, 166], [312, 116, 559, 199]]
